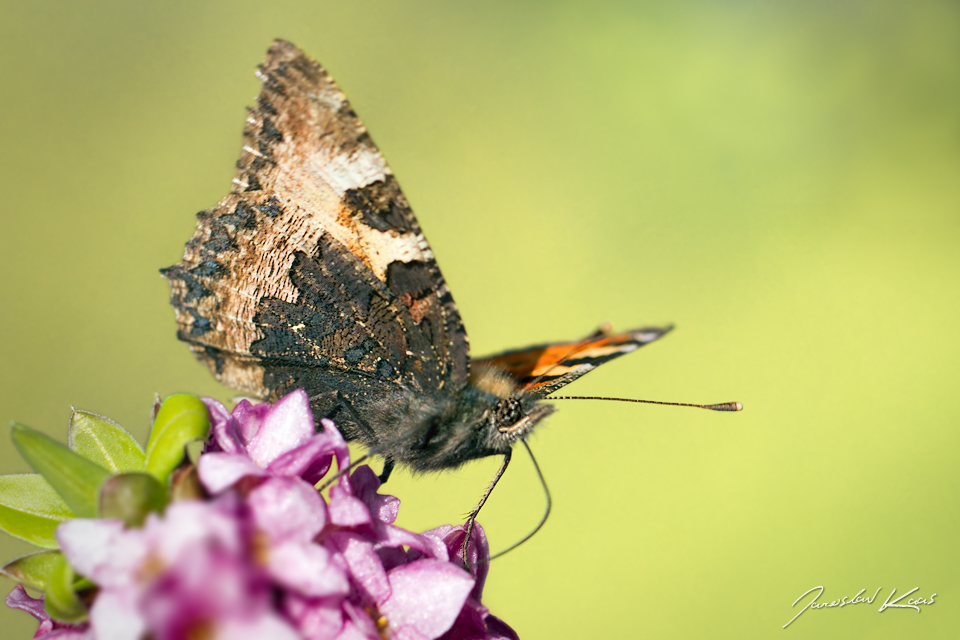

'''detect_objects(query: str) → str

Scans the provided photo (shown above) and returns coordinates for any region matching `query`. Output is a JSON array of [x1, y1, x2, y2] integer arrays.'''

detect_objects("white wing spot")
[[310, 145, 388, 195]]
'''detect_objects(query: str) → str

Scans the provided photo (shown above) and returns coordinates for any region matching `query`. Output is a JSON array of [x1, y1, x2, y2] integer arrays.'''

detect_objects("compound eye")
[[494, 398, 523, 427]]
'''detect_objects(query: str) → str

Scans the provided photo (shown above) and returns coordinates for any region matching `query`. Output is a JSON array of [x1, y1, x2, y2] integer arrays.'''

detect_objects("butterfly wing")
[[473, 325, 673, 398], [162, 41, 469, 425]]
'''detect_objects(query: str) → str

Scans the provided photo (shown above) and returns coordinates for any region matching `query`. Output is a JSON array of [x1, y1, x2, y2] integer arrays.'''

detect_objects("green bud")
[[99, 472, 168, 527]]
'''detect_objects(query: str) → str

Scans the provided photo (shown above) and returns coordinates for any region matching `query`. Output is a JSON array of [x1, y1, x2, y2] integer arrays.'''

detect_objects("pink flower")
[[57, 496, 299, 640], [5, 586, 89, 639], [287, 465, 513, 640], [9, 390, 517, 640], [198, 389, 350, 493], [426, 526, 519, 640], [246, 477, 348, 598]]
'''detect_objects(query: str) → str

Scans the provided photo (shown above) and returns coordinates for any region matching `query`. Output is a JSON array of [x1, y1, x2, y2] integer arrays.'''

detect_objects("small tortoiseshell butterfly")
[[162, 41, 738, 548]]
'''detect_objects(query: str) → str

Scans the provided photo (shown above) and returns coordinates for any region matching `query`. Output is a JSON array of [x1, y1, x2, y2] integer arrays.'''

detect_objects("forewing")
[[473, 326, 673, 399], [161, 40, 468, 401]]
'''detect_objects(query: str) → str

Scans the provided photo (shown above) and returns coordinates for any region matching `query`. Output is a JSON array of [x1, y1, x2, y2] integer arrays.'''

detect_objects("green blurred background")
[[1, 0, 958, 637]]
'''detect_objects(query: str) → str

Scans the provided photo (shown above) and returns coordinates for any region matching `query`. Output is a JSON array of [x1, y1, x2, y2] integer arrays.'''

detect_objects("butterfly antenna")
[[550, 396, 743, 412], [470, 439, 552, 566]]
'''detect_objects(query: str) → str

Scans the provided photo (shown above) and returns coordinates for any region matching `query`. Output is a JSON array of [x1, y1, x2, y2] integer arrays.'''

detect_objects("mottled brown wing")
[[162, 40, 468, 403], [473, 326, 673, 399]]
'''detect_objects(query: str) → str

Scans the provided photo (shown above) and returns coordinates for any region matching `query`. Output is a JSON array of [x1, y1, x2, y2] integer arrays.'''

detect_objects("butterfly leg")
[[378, 459, 395, 484], [462, 450, 512, 566]]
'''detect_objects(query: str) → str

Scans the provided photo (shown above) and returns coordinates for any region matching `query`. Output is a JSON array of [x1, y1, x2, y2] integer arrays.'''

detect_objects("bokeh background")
[[1, 1, 958, 637]]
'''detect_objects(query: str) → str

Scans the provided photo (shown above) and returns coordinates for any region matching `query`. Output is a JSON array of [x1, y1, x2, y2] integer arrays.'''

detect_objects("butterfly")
[[162, 40, 737, 550]]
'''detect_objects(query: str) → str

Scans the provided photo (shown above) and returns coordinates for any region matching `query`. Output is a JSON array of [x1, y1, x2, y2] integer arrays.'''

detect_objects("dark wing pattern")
[[162, 40, 469, 419], [473, 326, 673, 399]]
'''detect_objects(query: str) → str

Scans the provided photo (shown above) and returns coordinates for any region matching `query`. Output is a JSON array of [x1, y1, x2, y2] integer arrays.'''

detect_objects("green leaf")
[[0, 550, 63, 590], [0, 474, 74, 548], [145, 394, 210, 483], [43, 553, 86, 623], [11, 424, 111, 518], [98, 472, 168, 526], [68, 410, 145, 473]]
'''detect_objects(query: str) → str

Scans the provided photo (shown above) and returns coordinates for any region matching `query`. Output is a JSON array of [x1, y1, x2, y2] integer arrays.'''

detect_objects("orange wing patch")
[[472, 326, 673, 398]]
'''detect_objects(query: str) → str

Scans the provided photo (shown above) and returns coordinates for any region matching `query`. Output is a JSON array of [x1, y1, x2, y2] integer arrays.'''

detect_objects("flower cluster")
[[1, 390, 516, 640]]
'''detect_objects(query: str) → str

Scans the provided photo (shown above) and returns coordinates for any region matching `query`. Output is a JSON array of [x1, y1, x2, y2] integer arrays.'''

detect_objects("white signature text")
[[783, 586, 937, 628]]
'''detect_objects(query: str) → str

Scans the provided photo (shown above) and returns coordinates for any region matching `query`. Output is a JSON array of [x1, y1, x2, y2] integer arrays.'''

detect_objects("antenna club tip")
[[708, 401, 743, 412]]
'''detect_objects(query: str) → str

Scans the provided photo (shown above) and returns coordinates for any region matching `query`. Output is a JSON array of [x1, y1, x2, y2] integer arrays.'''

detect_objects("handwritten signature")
[[783, 586, 937, 628]]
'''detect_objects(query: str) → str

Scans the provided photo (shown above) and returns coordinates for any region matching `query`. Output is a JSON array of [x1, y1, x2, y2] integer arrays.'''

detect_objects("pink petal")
[[283, 592, 344, 640], [268, 423, 353, 483], [145, 499, 244, 563], [201, 397, 242, 454], [326, 532, 390, 605], [266, 435, 335, 480], [89, 589, 146, 640], [340, 600, 385, 640], [197, 452, 267, 494], [212, 614, 301, 640], [247, 477, 327, 544], [268, 541, 349, 598], [231, 399, 272, 445], [319, 419, 352, 488], [380, 560, 474, 640], [139, 544, 270, 640], [351, 466, 400, 524], [419, 525, 454, 552], [7, 584, 93, 640], [439, 596, 490, 640], [333, 620, 382, 640], [300, 451, 336, 486], [484, 614, 521, 640], [246, 389, 314, 466], [6, 585, 50, 623], [328, 485, 372, 527], [376, 546, 409, 572], [422, 522, 489, 599], [56, 520, 146, 589], [379, 525, 448, 563]]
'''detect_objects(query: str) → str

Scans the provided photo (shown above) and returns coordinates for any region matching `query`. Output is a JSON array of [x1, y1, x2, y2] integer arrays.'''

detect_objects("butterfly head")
[[471, 363, 555, 446], [491, 396, 554, 442]]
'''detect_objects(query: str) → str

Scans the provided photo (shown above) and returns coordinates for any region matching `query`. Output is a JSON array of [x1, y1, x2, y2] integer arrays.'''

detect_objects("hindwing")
[[473, 326, 673, 398]]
